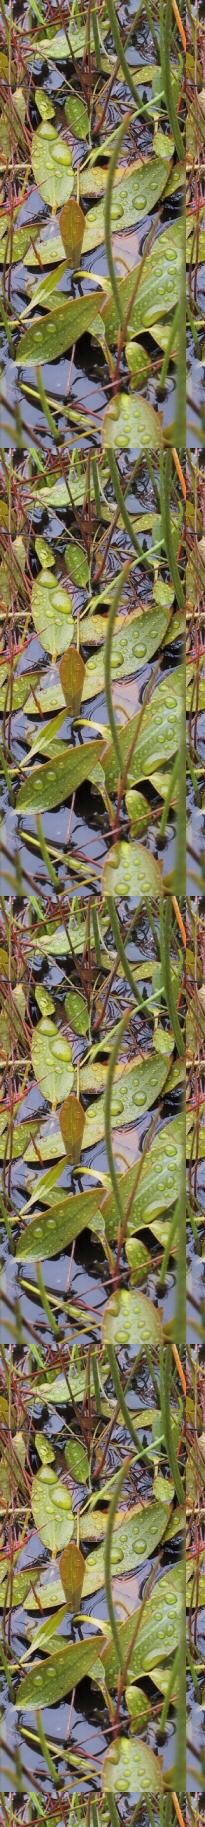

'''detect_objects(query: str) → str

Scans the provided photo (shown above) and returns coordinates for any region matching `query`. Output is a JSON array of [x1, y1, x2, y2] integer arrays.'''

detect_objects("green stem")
[[107, 897, 144, 1006], [162, 452, 185, 610], [105, 0, 141, 107], [36, 1711, 59, 1785], [36, 1263, 59, 1337], [104, 1457, 131, 1673], [159, 1199, 179, 1287], [159, 754, 179, 839], [105, 1342, 142, 1452], [36, 817, 60, 892], [92, 902, 102, 965], [104, 114, 131, 329], [175, 1102, 186, 1340], [104, 560, 130, 771], [107, 1801, 120, 1827], [163, 899, 185, 1057], [164, 0, 185, 157], [104, 1009, 132, 1228], [106, 450, 142, 557], [160, 305, 180, 393], [159, 1647, 179, 1734], [174, 1547, 186, 1788], [160, 1345, 185, 1504], [36, 368, 59, 441]]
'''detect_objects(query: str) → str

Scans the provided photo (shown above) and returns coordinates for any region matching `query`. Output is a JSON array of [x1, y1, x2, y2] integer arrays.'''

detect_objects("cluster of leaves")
[[186, 455, 205, 891], [0, 447, 185, 896], [0, 0, 186, 445], [186, 897, 205, 1341]]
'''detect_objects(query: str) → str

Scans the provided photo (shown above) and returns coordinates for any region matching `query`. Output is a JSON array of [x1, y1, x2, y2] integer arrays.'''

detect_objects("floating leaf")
[[102, 394, 163, 450], [59, 1095, 85, 1163], [17, 740, 104, 813], [82, 603, 170, 698], [102, 841, 163, 898], [65, 541, 89, 586], [59, 647, 85, 714], [35, 536, 55, 568], [16, 1189, 101, 1261], [82, 1502, 169, 1597], [83, 1052, 170, 1152], [35, 86, 55, 120], [102, 1566, 183, 1686], [64, 94, 89, 138], [104, 668, 182, 792], [31, 123, 73, 206], [31, 1466, 74, 1551], [101, 222, 183, 342], [125, 340, 151, 385], [103, 1117, 182, 1240], [31, 572, 73, 659], [102, 1736, 163, 1794], [125, 1685, 151, 1731], [125, 789, 150, 834], [35, 987, 55, 1016], [16, 292, 104, 366], [102, 1288, 163, 1349], [35, 1432, 54, 1464], [31, 1018, 74, 1106], [15, 1634, 103, 1710], [64, 1439, 89, 1483], [59, 199, 85, 265], [64, 990, 89, 1035], [59, 1543, 85, 1609]]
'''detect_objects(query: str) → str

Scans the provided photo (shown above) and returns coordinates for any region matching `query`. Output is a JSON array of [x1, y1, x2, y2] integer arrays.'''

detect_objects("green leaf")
[[59, 198, 85, 265], [15, 1635, 104, 1710], [102, 1288, 163, 1349], [31, 122, 73, 205], [31, 571, 73, 659], [64, 990, 89, 1035], [101, 841, 163, 898], [31, 1466, 74, 1550], [125, 340, 151, 385], [80, 156, 169, 254], [101, 221, 183, 342], [16, 1189, 101, 1261], [17, 740, 104, 813], [35, 536, 55, 568], [81, 603, 170, 698], [104, 667, 183, 791], [83, 1502, 170, 1596], [16, 293, 104, 366], [102, 1737, 163, 1794], [64, 94, 89, 138], [65, 541, 89, 586], [102, 394, 163, 450], [31, 1018, 74, 1105], [102, 1565, 183, 1685], [125, 1685, 151, 1730], [35, 1432, 54, 1464], [59, 1543, 85, 1609], [64, 1439, 89, 1483], [59, 647, 85, 714], [125, 789, 150, 835], [83, 1052, 170, 1150], [35, 87, 55, 120], [59, 1094, 85, 1162], [103, 1117, 183, 1239]]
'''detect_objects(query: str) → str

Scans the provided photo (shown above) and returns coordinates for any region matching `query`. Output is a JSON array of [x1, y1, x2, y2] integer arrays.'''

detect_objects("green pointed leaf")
[[64, 1439, 89, 1483], [103, 1117, 182, 1239], [31, 1466, 73, 1551], [102, 1566, 183, 1685], [16, 1189, 101, 1261], [104, 668, 183, 791], [102, 1736, 163, 1794], [102, 394, 163, 450], [59, 647, 85, 713], [83, 1053, 170, 1151], [31, 571, 73, 659], [83, 1502, 169, 1597], [102, 1288, 163, 1349], [17, 740, 104, 813], [125, 789, 150, 834], [31, 1018, 74, 1106], [15, 1634, 104, 1710], [81, 604, 170, 698], [65, 542, 89, 586], [64, 94, 89, 138], [125, 1685, 151, 1730], [102, 841, 163, 898], [64, 990, 89, 1035], [59, 1543, 85, 1609], [16, 292, 104, 366], [101, 222, 183, 342], [59, 1094, 85, 1163], [78, 156, 169, 254], [31, 122, 73, 205]]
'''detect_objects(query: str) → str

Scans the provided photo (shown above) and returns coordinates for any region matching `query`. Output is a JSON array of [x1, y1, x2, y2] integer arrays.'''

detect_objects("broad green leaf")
[[35, 987, 55, 1016], [31, 123, 73, 205], [16, 292, 104, 366], [31, 571, 73, 658], [125, 1685, 151, 1730], [16, 1189, 102, 1260], [78, 157, 169, 254], [59, 1095, 85, 1162], [59, 199, 85, 264], [35, 86, 54, 120], [35, 536, 55, 568], [31, 1466, 74, 1550], [102, 1288, 163, 1349], [35, 1432, 54, 1464], [104, 668, 183, 791], [125, 789, 150, 834], [101, 222, 183, 342], [81, 604, 170, 697], [31, 1018, 73, 1105], [82, 1502, 169, 1597], [103, 1117, 182, 1239], [33, 21, 106, 60], [64, 1439, 89, 1483], [64, 94, 89, 138], [102, 1737, 163, 1794], [102, 394, 163, 450], [65, 541, 89, 586], [15, 1634, 104, 1710], [102, 1566, 183, 1685], [17, 740, 104, 813], [59, 1543, 85, 1609], [59, 647, 85, 713], [102, 841, 163, 898], [64, 990, 89, 1035], [83, 1053, 170, 1150]]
